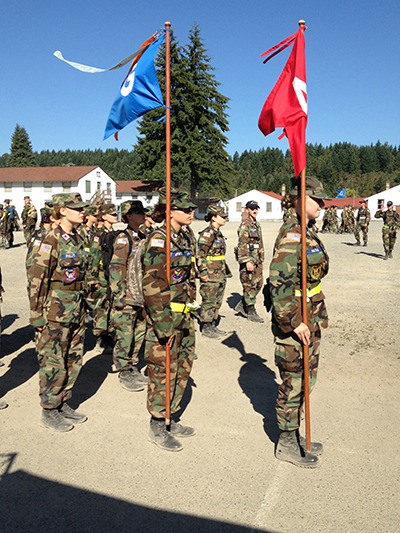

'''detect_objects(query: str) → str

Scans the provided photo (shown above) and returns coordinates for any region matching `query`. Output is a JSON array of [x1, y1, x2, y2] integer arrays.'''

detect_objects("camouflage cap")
[[120, 200, 145, 217], [360, 199, 367, 204], [40, 206, 52, 219], [158, 187, 197, 209], [84, 205, 98, 216], [99, 203, 118, 216], [144, 206, 154, 216], [387, 201, 393, 207], [44, 199, 54, 208], [207, 204, 228, 218], [290, 176, 330, 200], [52, 192, 89, 208]]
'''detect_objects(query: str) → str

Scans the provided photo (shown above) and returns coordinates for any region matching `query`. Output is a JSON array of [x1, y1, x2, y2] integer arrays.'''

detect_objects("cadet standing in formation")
[[269, 177, 329, 468], [197, 204, 230, 339], [21, 195, 38, 244], [142, 191, 197, 452], [109, 200, 148, 392], [375, 200, 400, 259], [235, 200, 264, 323], [354, 199, 371, 246], [27, 193, 89, 432]]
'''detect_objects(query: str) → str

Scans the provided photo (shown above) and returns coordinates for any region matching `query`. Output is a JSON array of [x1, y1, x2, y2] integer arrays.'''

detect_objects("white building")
[[0, 166, 116, 215], [366, 184, 400, 219], [226, 189, 283, 222], [114, 180, 161, 209]]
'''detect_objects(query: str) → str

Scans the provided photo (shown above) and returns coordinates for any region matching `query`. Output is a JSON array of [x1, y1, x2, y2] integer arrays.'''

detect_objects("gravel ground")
[[0, 220, 399, 532]]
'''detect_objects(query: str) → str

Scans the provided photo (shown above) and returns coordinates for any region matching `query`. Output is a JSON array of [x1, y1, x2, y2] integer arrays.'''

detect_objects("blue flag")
[[104, 33, 165, 140], [336, 188, 346, 198]]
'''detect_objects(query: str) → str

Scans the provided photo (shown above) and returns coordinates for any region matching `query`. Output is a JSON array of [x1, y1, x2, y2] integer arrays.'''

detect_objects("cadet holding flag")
[[269, 177, 329, 468], [142, 190, 197, 452]]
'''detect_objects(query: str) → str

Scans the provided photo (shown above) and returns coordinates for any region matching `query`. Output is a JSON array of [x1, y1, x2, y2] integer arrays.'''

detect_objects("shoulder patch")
[[286, 232, 301, 241], [150, 238, 165, 248], [116, 237, 128, 244], [202, 231, 211, 238], [62, 233, 70, 241]]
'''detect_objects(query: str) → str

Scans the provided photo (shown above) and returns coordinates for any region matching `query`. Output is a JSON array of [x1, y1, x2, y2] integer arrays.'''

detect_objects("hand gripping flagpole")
[[298, 19, 312, 454], [164, 21, 172, 427]]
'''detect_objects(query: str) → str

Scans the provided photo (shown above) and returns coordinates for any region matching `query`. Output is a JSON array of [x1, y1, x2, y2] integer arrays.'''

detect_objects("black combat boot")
[[148, 418, 183, 452], [202, 323, 220, 338], [41, 408, 74, 432], [59, 403, 87, 423], [275, 430, 319, 468], [389, 251, 393, 258], [384, 252, 390, 260], [212, 320, 227, 336], [247, 305, 264, 323], [119, 367, 145, 392]]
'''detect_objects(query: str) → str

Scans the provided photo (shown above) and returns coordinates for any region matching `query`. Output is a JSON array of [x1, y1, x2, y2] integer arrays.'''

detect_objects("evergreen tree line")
[[2, 27, 400, 199]]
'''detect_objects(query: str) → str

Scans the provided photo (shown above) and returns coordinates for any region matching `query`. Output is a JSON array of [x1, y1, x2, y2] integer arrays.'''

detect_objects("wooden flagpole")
[[164, 21, 172, 427], [298, 19, 311, 453]]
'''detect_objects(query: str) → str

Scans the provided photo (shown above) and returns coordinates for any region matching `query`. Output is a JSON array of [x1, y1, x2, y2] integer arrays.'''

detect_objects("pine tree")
[[8, 124, 36, 167], [134, 25, 234, 198]]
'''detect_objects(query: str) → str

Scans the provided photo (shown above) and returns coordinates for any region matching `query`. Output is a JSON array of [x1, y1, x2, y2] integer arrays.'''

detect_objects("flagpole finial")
[[298, 19, 306, 27], [165, 21, 171, 29]]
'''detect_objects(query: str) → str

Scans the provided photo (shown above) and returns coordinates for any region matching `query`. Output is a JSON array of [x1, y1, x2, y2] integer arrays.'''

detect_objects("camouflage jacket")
[[86, 225, 105, 286], [27, 225, 87, 328], [237, 218, 264, 264], [109, 226, 142, 308], [142, 222, 196, 340], [197, 224, 227, 281], [375, 209, 400, 230], [269, 214, 329, 340], [356, 207, 371, 226], [21, 203, 37, 227]]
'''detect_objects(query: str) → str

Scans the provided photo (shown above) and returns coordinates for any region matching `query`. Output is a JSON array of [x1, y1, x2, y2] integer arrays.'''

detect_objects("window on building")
[[106, 182, 111, 192], [4, 183, 12, 192], [97, 182, 101, 192], [377, 199, 385, 209], [85, 180, 91, 194], [62, 182, 71, 192], [266, 202, 272, 212], [96, 171, 101, 178], [236, 202, 242, 212], [116, 193, 122, 200], [44, 182, 52, 193], [24, 182, 32, 192]]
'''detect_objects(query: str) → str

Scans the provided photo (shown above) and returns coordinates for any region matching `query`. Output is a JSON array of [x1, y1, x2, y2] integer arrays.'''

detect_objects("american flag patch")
[[116, 238, 127, 244], [40, 244, 51, 253], [150, 238, 165, 248], [287, 232, 301, 241]]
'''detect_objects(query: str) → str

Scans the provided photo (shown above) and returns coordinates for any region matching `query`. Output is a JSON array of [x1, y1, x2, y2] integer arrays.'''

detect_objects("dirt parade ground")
[[0, 219, 399, 533]]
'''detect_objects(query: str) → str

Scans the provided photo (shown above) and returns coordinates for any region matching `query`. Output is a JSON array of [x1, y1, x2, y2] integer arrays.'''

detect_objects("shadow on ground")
[[222, 332, 279, 444], [0, 453, 273, 533]]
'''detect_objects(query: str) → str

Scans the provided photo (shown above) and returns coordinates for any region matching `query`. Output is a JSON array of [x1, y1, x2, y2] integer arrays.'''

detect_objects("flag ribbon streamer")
[[260, 32, 297, 64]]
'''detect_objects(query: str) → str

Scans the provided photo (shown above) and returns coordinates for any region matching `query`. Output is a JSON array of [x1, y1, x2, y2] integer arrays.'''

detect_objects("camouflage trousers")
[[35, 317, 85, 409], [144, 319, 195, 419], [354, 223, 369, 244], [111, 306, 146, 370], [23, 224, 36, 244], [239, 263, 263, 306], [199, 279, 226, 323], [90, 286, 112, 337], [274, 328, 321, 431], [382, 227, 397, 253]]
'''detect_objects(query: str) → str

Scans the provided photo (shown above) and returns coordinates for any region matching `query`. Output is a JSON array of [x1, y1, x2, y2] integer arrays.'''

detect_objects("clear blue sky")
[[1, 0, 399, 157]]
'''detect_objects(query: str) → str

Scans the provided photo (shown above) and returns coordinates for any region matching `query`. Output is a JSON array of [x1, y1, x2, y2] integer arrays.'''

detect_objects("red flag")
[[258, 26, 307, 176]]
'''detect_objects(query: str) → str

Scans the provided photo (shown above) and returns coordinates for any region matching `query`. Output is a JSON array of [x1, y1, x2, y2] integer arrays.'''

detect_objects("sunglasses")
[[172, 207, 194, 214]]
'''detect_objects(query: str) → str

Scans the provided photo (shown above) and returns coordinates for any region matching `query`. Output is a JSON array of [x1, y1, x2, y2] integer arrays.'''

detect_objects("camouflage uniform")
[[21, 200, 38, 244], [3, 202, 15, 247], [197, 212, 229, 326], [354, 204, 371, 245], [237, 216, 264, 306], [270, 212, 329, 433], [375, 205, 400, 258], [27, 198, 88, 411], [143, 220, 196, 419], [109, 225, 147, 373]]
